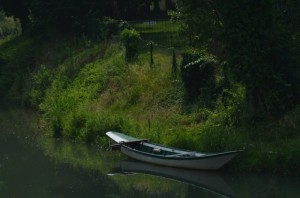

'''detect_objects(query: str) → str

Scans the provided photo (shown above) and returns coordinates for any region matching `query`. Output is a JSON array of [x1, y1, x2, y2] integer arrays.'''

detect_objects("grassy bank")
[[1, 22, 300, 175], [35, 40, 300, 174]]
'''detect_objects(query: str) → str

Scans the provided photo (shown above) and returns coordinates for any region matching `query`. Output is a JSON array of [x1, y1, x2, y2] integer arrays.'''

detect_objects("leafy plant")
[[120, 28, 141, 62], [180, 49, 217, 105], [30, 64, 53, 107], [0, 11, 21, 39]]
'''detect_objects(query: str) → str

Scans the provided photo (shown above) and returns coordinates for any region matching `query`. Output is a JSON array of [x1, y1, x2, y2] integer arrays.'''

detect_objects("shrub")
[[120, 29, 141, 62], [0, 13, 21, 39], [97, 17, 121, 39], [30, 64, 53, 107], [180, 49, 217, 105]]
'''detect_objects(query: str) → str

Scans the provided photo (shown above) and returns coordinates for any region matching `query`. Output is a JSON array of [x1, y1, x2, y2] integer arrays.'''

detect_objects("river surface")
[[1, 109, 300, 198]]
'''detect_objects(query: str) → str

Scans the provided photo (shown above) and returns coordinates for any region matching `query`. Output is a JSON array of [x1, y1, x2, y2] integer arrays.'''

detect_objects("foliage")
[[0, 36, 35, 103], [29, 64, 53, 107], [175, 0, 220, 47], [63, 109, 133, 144], [100, 17, 124, 36], [0, 11, 22, 39], [0, 0, 175, 34], [0, 0, 30, 30], [180, 49, 217, 105], [218, 0, 300, 119], [39, 43, 128, 139], [276, 0, 300, 32], [176, 0, 300, 120], [120, 28, 141, 62], [130, 20, 183, 47]]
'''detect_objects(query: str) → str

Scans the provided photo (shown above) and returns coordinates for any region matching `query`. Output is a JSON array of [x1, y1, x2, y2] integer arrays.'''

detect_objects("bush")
[[180, 49, 217, 105], [120, 29, 141, 62], [0, 12, 21, 39], [30, 64, 53, 107], [96, 17, 121, 39]]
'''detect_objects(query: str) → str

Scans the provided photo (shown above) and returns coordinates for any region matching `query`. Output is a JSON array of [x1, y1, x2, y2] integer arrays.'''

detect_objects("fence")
[[129, 19, 185, 48]]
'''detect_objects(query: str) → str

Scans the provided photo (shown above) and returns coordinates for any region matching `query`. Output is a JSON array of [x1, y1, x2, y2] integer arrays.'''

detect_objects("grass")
[[38, 39, 184, 144]]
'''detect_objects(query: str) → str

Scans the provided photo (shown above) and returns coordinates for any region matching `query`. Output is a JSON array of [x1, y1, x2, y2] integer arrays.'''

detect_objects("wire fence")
[[129, 19, 185, 49], [126, 19, 186, 71]]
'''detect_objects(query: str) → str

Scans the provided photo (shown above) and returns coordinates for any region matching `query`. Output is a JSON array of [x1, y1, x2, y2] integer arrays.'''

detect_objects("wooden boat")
[[106, 131, 243, 170]]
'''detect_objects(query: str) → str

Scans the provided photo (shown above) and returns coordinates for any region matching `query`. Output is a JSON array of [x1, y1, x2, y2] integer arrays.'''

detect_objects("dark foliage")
[[180, 49, 216, 105], [177, 0, 300, 119], [219, 0, 300, 118]]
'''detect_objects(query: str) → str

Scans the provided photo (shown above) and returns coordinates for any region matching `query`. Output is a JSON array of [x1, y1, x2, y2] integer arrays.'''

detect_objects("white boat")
[[106, 131, 243, 170]]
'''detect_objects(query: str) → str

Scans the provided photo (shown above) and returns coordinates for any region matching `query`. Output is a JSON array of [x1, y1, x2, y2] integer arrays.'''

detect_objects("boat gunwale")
[[122, 143, 243, 161]]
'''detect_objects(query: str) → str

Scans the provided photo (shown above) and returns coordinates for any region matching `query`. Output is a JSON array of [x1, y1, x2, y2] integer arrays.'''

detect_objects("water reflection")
[[109, 159, 300, 198], [0, 136, 113, 198], [110, 160, 237, 198]]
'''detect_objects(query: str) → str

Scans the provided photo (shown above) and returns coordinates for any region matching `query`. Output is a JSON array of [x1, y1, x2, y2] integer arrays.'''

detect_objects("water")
[[1, 109, 300, 198]]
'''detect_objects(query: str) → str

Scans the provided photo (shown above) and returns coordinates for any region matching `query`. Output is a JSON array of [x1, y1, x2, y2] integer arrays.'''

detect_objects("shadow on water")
[[109, 160, 237, 198], [1, 108, 300, 198]]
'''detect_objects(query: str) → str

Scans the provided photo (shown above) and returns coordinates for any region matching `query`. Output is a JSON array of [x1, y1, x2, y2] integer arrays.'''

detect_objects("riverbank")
[[1, 31, 300, 175], [2, 108, 300, 198]]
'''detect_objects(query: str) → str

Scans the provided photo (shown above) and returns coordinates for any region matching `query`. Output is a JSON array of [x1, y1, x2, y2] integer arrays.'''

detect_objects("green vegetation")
[[176, 0, 300, 120], [27, 34, 300, 174], [180, 49, 217, 104], [130, 20, 184, 47], [1, 1, 300, 175], [120, 29, 141, 62], [0, 11, 21, 39]]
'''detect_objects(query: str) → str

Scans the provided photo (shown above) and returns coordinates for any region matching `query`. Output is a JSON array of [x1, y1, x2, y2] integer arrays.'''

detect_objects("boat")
[[106, 131, 243, 170]]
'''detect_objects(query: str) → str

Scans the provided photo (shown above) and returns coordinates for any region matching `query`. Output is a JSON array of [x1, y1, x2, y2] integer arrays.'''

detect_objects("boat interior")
[[125, 142, 197, 157]]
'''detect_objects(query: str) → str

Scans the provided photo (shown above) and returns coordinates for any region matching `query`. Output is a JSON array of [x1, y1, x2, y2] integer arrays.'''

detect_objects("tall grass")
[[39, 43, 128, 139]]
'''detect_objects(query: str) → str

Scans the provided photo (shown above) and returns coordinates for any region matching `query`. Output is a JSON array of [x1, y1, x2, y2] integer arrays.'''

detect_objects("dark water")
[[1, 109, 300, 198]]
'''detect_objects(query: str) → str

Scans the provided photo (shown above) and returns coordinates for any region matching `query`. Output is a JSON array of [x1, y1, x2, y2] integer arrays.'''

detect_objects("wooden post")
[[148, 118, 151, 131], [149, 41, 154, 67], [172, 48, 177, 76]]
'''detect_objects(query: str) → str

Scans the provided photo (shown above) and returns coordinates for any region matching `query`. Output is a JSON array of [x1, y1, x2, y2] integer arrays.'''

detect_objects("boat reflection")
[[109, 160, 237, 198]]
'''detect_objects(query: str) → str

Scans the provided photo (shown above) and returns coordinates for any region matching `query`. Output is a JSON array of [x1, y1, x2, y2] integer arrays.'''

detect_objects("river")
[[1, 109, 300, 198]]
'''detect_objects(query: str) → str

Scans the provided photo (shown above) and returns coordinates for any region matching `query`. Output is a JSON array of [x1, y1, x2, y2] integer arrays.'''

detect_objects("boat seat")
[[166, 152, 195, 157], [137, 144, 177, 156]]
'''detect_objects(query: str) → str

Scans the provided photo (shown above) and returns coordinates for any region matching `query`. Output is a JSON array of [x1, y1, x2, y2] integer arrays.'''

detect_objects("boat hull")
[[121, 144, 240, 170]]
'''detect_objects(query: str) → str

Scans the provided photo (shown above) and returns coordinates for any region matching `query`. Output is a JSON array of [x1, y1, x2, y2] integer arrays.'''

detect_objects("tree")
[[0, 0, 112, 33], [176, 0, 300, 118], [276, 0, 300, 32], [0, 0, 30, 31], [218, 0, 299, 117]]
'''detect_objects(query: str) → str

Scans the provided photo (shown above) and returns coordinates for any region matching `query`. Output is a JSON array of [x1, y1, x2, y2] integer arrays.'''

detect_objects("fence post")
[[148, 118, 151, 132], [148, 41, 154, 68], [171, 47, 177, 76]]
